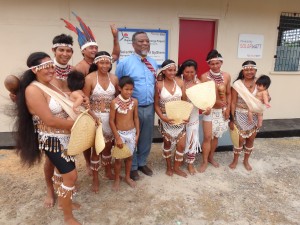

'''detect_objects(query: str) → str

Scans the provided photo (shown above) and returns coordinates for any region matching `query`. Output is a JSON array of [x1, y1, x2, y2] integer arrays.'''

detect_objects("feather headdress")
[[61, 12, 98, 51]]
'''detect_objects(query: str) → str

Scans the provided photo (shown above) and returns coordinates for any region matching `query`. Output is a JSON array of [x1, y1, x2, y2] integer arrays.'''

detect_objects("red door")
[[178, 19, 215, 77]]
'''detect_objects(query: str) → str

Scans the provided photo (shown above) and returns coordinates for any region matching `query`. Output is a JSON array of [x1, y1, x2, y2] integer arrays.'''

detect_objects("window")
[[275, 12, 300, 71]]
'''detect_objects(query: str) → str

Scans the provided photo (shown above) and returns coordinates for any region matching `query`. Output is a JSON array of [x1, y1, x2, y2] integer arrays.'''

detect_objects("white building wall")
[[0, 0, 299, 132]]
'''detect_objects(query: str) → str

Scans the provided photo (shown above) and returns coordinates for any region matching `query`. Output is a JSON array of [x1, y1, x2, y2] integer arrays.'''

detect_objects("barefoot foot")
[[125, 177, 137, 188], [187, 164, 196, 175], [58, 202, 81, 211], [165, 168, 173, 176], [91, 181, 99, 193], [104, 172, 115, 180], [243, 160, 252, 171], [64, 217, 81, 225], [208, 159, 220, 168], [43, 187, 55, 208], [174, 168, 187, 177], [229, 160, 238, 169], [198, 162, 208, 173], [112, 179, 121, 192]]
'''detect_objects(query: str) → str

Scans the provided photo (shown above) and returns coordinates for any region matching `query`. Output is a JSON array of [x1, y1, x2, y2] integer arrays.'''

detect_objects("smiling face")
[[96, 59, 112, 74], [163, 65, 177, 81], [52, 46, 73, 65], [132, 33, 150, 57], [33, 57, 55, 84], [82, 45, 98, 59], [242, 67, 257, 80]]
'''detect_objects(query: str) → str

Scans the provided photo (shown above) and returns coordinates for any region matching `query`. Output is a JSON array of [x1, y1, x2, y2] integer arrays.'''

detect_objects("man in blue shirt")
[[116, 31, 158, 181]]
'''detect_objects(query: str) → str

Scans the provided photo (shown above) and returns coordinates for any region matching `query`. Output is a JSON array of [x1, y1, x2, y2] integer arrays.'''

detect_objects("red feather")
[[72, 12, 96, 41], [87, 27, 96, 40], [61, 18, 78, 34]]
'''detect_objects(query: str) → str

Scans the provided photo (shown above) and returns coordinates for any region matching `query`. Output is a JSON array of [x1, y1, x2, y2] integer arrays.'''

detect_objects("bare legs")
[[90, 141, 114, 193], [186, 153, 196, 175], [229, 132, 256, 171], [173, 136, 187, 178], [101, 141, 114, 180], [59, 169, 81, 225], [44, 156, 55, 208], [162, 136, 187, 178], [185, 133, 196, 175], [90, 148, 100, 193], [83, 148, 91, 176], [208, 137, 220, 167], [112, 157, 136, 192], [199, 120, 212, 173]]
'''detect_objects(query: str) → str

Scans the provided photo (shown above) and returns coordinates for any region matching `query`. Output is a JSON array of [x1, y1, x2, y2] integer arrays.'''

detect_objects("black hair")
[[177, 59, 198, 77], [67, 70, 85, 91], [157, 59, 176, 79], [206, 49, 222, 61], [119, 76, 134, 88], [234, 60, 257, 82], [88, 51, 112, 74], [52, 34, 73, 47], [132, 31, 147, 43], [15, 52, 51, 167], [256, 75, 271, 89]]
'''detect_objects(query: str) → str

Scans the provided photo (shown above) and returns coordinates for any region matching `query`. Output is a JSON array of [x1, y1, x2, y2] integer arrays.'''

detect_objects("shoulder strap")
[[32, 81, 78, 120], [233, 80, 265, 113]]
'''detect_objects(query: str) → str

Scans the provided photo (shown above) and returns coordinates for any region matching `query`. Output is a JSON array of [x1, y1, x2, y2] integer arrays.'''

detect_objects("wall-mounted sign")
[[238, 34, 264, 59], [118, 28, 168, 66]]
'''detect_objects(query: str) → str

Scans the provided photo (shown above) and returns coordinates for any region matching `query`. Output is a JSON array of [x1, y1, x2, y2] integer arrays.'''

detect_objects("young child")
[[154, 59, 188, 178], [248, 75, 271, 128], [109, 76, 140, 191]]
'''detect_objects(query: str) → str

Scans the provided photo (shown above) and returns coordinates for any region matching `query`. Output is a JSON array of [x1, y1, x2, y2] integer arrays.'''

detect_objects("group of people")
[[6, 14, 271, 225]]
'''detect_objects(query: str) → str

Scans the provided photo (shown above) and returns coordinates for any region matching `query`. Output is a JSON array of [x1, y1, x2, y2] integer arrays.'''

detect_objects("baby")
[[4, 75, 20, 102], [248, 75, 271, 128], [67, 70, 86, 114]]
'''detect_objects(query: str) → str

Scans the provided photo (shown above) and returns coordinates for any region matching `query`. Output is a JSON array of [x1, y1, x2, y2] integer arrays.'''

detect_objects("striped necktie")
[[142, 58, 156, 76]]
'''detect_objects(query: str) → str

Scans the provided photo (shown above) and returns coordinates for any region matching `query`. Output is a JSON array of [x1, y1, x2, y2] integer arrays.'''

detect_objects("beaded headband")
[[81, 41, 98, 51], [52, 43, 73, 49], [206, 57, 223, 63], [242, 64, 257, 70], [30, 60, 54, 71], [161, 63, 176, 71], [94, 55, 113, 64]]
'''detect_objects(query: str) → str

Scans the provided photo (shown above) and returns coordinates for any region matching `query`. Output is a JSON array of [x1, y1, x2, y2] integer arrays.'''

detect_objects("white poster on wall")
[[118, 28, 168, 66], [238, 34, 264, 59]]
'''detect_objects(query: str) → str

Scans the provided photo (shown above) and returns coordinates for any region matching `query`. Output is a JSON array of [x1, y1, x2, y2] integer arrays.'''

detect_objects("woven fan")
[[230, 124, 240, 147], [165, 100, 193, 125], [67, 110, 96, 156], [186, 81, 216, 110], [111, 144, 132, 159], [95, 123, 105, 155]]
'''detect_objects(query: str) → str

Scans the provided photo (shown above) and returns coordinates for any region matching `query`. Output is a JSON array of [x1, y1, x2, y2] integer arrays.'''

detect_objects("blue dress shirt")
[[116, 54, 158, 106]]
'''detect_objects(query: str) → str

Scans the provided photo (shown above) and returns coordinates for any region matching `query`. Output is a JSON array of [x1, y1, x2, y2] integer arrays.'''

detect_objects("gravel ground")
[[0, 137, 299, 225]]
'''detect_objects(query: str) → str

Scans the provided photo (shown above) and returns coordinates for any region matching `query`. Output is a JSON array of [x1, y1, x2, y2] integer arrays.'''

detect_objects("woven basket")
[[230, 124, 240, 147], [111, 144, 132, 159], [186, 81, 216, 110], [95, 123, 105, 155], [67, 110, 96, 156], [165, 100, 193, 125]]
